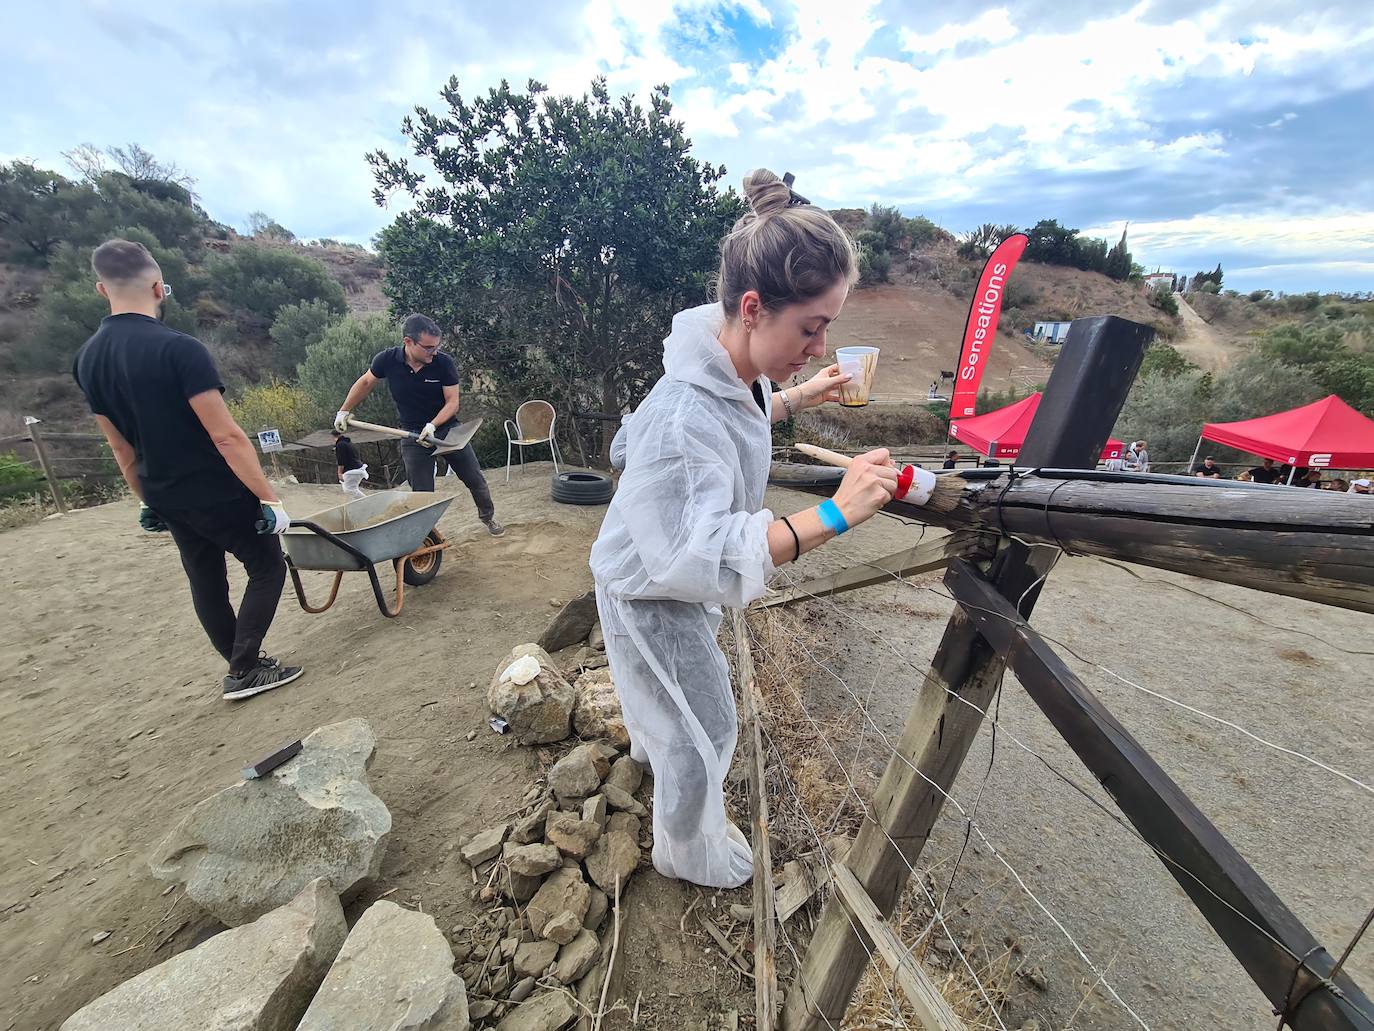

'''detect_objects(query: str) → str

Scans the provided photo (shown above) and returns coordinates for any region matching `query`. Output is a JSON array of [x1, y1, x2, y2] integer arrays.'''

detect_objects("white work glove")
[[257, 501, 291, 535], [417, 422, 438, 446], [334, 410, 351, 432]]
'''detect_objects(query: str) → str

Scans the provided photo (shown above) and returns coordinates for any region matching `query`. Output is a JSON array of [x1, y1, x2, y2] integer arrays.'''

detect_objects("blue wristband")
[[817, 498, 849, 535]]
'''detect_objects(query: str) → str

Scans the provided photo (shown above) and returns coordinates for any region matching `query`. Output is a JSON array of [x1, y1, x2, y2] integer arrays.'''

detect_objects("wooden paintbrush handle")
[[795, 443, 853, 468]]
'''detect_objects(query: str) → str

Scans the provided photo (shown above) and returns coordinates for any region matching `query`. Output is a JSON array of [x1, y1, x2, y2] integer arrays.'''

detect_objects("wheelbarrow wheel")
[[403, 531, 444, 586]]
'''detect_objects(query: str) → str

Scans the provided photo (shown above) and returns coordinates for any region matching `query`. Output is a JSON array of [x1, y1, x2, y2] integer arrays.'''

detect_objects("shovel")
[[345, 418, 484, 456]]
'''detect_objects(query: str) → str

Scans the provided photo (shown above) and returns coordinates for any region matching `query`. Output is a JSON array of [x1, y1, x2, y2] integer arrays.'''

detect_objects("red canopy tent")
[[1200, 395, 1374, 470], [949, 392, 1124, 460]]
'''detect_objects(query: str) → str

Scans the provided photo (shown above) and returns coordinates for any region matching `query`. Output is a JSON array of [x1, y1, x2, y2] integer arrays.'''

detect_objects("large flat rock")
[[297, 900, 469, 1030], [61, 878, 346, 1031], [150, 719, 391, 926]]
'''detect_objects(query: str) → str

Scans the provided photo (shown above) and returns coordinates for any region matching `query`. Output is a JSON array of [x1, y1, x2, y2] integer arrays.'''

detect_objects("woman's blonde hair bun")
[[717, 168, 858, 316]]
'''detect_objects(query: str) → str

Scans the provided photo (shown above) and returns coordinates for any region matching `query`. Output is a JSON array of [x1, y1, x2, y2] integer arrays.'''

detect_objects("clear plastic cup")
[[835, 346, 880, 407]]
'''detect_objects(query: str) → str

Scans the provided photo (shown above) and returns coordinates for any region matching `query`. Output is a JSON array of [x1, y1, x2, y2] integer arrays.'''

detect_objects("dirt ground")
[[1172, 293, 1231, 372], [0, 465, 746, 1030], [826, 283, 1052, 399], [2, 465, 1371, 1031]]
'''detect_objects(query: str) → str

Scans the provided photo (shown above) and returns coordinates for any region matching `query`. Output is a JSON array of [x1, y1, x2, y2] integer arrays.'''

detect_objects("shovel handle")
[[345, 419, 435, 448]]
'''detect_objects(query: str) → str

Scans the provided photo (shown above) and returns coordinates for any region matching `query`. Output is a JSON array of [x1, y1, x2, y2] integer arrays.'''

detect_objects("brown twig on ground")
[[592, 874, 623, 1031]]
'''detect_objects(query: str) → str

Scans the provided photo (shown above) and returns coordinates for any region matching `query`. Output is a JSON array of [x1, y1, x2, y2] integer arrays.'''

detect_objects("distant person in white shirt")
[[1133, 440, 1150, 473]]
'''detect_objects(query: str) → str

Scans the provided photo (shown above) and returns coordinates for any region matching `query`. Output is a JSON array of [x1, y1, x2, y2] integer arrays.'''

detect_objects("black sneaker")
[[222, 655, 304, 701], [483, 517, 506, 537]]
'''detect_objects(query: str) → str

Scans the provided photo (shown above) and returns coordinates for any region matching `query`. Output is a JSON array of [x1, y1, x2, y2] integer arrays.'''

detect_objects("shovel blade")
[[429, 417, 483, 455]]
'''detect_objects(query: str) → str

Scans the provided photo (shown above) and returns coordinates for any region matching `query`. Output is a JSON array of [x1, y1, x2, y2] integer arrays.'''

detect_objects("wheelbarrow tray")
[[283, 491, 453, 571]]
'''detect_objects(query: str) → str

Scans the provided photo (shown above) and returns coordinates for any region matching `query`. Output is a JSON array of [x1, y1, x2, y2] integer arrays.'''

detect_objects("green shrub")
[[204, 244, 346, 322], [856, 229, 891, 286], [228, 380, 321, 440], [1139, 343, 1194, 379], [297, 313, 399, 425], [1148, 285, 1179, 318], [0, 450, 43, 496], [269, 299, 341, 377]]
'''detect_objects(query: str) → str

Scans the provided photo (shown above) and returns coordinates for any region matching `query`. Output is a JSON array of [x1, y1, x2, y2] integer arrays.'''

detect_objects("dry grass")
[[725, 606, 1023, 1029]]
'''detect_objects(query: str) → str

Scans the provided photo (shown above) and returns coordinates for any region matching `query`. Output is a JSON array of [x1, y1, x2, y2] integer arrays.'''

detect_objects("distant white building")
[[1144, 272, 1176, 293], [1032, 321, 1072, 343]]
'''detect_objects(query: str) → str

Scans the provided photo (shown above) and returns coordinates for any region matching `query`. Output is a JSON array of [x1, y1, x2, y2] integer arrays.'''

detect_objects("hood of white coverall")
[[592, 301, 776, 608]]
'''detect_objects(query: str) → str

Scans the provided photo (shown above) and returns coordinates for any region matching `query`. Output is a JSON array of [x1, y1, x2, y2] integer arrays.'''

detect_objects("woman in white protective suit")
[[589, 169, 902, 888]]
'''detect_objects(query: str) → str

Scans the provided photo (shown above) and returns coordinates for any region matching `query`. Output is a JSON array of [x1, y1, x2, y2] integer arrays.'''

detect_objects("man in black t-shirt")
[[332, 430, 366, 500], [1194, 456, 1224, 478], [72, 239, 302, 701], [941, 450, 958, 470], [334, 314, 503, 535], [1247, 458, 1280, 484]]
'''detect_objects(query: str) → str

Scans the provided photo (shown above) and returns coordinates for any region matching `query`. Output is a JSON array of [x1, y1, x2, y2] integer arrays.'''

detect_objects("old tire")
[[403, 530, 444, 586], [552, 471, 614, 506]]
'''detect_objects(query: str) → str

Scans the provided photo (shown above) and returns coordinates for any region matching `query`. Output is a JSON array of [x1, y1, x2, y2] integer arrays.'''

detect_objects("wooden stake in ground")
[[23, 417, 66, 515], [732, 609, 778, 1029]]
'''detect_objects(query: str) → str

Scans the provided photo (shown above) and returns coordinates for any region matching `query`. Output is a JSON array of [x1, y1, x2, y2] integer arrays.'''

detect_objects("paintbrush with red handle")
[[795, 443, 967, 514]]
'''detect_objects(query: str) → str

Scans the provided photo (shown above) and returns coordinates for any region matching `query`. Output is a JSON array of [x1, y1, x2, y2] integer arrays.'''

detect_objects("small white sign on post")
[[257, 429, 284, 453]]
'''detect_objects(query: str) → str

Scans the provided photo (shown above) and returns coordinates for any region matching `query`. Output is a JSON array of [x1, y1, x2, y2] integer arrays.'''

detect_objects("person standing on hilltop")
[[590, 170, 899, 888], [72, 239, 303, 702], [334, 313, 503, 536]]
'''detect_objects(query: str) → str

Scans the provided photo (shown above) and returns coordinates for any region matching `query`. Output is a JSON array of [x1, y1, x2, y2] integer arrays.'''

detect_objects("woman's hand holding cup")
[[797, 364, 850, 409]]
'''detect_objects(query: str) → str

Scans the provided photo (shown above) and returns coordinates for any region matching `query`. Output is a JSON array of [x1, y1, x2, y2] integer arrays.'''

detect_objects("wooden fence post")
[[23, 416, 67, 515], [783, 315, 1153, 1030]]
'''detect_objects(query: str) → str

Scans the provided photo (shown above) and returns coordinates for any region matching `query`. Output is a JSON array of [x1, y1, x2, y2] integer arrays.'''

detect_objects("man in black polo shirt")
[[72, 239, 303, 701], [334, 313, 503, 536], [1247, 457, 1280, 484]]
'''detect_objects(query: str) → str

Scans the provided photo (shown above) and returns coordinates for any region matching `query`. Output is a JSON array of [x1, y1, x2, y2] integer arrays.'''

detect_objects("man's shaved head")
[[91, 239, 160, 289]]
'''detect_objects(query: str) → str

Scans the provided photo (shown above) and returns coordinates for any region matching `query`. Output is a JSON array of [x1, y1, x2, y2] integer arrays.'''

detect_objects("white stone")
[[502, 655, 542, 686]]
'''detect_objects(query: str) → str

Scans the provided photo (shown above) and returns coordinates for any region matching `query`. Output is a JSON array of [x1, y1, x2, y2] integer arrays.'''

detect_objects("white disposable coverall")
[[590, 303, 776, 888]]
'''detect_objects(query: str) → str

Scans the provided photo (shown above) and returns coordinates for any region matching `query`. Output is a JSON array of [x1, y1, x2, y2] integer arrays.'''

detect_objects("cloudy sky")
[[4, 0, 1371, 293]]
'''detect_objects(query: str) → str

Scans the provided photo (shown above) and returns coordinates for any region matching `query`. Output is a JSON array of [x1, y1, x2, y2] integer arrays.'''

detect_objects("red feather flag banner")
[[948, 232, 1029, 420]]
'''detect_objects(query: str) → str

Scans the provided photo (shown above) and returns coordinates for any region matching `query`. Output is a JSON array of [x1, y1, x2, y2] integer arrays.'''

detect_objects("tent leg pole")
[[1287, 466, 1296, 485], [1187, 435, 1202, 476]]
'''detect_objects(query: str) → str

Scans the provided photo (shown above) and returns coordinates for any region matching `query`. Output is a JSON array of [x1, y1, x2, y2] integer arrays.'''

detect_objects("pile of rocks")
[[453, 741, 651, 1028]]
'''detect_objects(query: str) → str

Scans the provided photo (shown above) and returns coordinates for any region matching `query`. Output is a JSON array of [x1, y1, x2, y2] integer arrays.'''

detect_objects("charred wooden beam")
[[771, 465, 1374, 615]]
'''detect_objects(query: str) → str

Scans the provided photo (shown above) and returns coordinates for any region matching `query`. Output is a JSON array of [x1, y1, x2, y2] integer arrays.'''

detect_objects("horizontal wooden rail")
[[772, 465, 1374, 614], [757, 530, 994, 608], [830, 864, 966, 1031]]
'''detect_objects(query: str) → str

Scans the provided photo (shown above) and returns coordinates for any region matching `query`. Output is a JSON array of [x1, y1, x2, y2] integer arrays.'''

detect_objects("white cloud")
[[899, 9, 1018, 55], [3, 0, 1372, 289], [1084, 211, 1374, 262]]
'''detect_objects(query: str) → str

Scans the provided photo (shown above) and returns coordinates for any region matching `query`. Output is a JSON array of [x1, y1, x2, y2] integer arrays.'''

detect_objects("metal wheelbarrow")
[[281, 491, 454, 618]]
